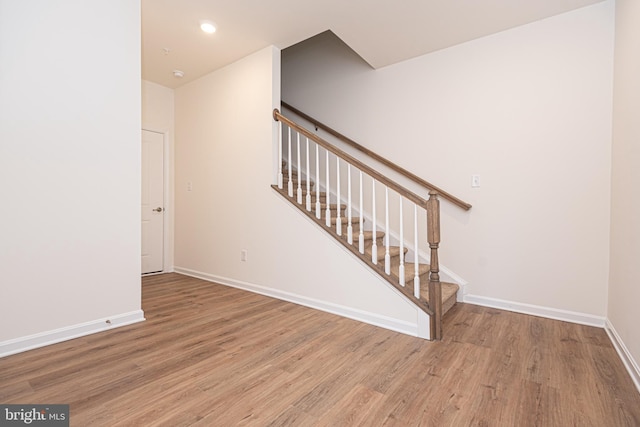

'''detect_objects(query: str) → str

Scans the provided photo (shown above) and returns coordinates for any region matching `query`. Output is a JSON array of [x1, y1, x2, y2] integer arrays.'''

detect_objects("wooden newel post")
[[427, 191, 443, 340]]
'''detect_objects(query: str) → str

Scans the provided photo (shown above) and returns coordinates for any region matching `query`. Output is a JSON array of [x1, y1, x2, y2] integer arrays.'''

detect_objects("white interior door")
[[141, 130, 164, 274]]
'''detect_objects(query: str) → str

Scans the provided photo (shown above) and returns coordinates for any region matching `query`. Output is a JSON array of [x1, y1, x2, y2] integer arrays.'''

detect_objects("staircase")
[[272, 166, 460, 319], [272, 104, 472, 340]]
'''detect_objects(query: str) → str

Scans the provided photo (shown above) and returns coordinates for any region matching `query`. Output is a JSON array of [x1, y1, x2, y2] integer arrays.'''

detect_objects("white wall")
[[174, 46, 421, 335], [282, 2, 615, 320], [609, 0, 640, 382], [0, 1, 142, 347], [143, 81, 175, 133], [142, 80, 175, 271]]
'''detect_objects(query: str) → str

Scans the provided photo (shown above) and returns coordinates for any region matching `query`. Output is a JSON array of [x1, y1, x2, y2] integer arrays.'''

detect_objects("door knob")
[[153, 207, 163, 212]]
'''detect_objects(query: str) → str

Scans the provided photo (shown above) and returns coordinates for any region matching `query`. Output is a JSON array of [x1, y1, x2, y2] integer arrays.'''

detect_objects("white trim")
[[142, 270, 166, 277], [605, 319, 640, 394], [463, 294, 606, 327], [417, 310, 431, 340], [174, 266, 420, 338], [0, 310, 145, 358]]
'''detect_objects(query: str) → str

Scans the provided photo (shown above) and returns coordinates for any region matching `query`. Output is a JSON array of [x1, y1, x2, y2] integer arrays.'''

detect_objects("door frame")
[[142, 127, 173, 275]]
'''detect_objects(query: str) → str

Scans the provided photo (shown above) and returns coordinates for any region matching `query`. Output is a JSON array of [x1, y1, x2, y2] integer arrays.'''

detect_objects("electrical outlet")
[[187, 181, 193, 192], [241, 249, 248, 262], [471, 175, 480, 188]]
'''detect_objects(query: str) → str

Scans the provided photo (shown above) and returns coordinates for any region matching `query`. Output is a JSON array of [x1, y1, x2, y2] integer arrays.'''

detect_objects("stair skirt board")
[[174, 267, 429, 339]]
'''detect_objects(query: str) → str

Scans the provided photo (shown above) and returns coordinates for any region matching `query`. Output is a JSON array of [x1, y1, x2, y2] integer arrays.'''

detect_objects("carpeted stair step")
[[282, 167, 315, 188], [301, 188, 346, 206], [318, 202, 346, 214], [285, 178, 315, 190], [422, 282, 459, 315], [339, 230, 383, 251], [389, 261, 430, 288], [329, 216, 362, 234], [302, 189, 327, 201], [347, 230, 384, 247], [358, 230, 384, 243], [329, 215, 361, 226], [365, 245, 407, 263], [307, 203, 348, 217], [387, 260, 458, 315]]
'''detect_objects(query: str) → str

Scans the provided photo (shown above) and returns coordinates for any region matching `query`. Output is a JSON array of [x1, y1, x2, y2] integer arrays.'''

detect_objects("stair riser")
[[308, 194, 328, 203], [390, 258, 429, 274], [332, 222, 361, 234], [322, 206, 347, 215], [356, 235, 384, 247]]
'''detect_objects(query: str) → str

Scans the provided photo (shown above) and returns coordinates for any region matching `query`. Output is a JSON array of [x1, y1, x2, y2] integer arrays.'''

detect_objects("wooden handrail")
[[274, 109, 429, 209], [281, 101, 472, 211]]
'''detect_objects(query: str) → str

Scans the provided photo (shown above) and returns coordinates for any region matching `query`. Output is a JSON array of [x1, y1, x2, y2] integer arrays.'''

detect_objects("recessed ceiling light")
[[200, 20, 216, 34]]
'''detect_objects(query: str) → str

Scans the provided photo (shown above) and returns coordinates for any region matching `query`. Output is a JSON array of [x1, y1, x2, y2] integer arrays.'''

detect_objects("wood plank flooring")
[[1, 273, 639, 426]]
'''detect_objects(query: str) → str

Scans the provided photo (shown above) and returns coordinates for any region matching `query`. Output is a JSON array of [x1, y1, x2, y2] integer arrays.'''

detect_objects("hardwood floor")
[[1, 273, 639, 426]]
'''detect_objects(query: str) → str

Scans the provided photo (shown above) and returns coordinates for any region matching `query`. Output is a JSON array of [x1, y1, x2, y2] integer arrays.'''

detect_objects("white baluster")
[[325, 151, 331, 227], [315, 144, 321, 219], [305, 137, 311, 211], [399, 199, 405, 286], [287, 127, 293, 197], [347, 164, 353, 245], [336, 157, 342, 235], [371, 180, 377, 265], [296, 133, 302, 204], [414, 204, 420, 298], [278, 121, 283, 189], [384, 187, 390, 275], [358, 171, 364, 253]]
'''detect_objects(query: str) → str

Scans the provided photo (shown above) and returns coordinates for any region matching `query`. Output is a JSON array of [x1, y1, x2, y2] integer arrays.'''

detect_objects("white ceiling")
[[142, 0, 605, 89]]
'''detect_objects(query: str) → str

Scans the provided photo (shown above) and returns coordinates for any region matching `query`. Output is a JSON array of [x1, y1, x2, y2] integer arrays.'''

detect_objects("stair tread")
[[330, 216, 360, 225], [390, 262, 431, 278], [303, 188, 326, 197], [365, 245, 406, 261], [286, 189, 325, 200], [319, 202, 347, 210], [286, 179, 314, 187], [358, 230, 384, 241], [421, 282, 459, 304]]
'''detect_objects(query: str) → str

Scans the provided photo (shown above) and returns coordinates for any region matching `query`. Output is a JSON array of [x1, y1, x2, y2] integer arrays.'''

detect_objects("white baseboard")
[[0, 310, 145, 358], [174, 267, 419, 338], [463, 294, 606, 327], [605, 319, 640, 394]]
